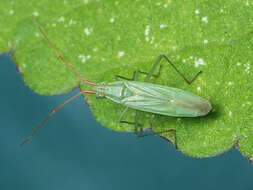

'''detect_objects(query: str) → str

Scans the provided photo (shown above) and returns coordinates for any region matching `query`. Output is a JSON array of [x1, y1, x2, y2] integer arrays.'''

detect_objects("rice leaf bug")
[[20, 16, 212, 147]]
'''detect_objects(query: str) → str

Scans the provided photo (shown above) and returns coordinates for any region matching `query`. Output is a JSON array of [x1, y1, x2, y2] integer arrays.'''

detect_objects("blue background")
[[1, 53, 253, 189]]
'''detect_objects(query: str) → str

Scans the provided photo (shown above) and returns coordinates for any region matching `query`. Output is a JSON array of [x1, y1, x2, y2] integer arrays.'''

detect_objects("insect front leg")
[[158, 54, 202, 85]]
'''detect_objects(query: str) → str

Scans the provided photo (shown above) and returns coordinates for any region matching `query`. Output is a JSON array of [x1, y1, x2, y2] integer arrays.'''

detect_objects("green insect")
[[20, 17, 212, 147]]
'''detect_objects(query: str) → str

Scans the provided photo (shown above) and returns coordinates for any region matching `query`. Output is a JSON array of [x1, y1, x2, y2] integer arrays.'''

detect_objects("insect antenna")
[[20, 90, 96, 147], [30, 15, 96, 86]]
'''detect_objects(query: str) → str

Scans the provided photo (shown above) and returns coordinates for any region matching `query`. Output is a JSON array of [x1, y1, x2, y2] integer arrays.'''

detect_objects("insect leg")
[[133, 66, 163, 82], [138, 68, 162, 79], [114, 70, 139, 81], [134, 115, 177, 147], [144, 55, 164, 82], [136, 126, 178, 149], [159, 54, 202, 85], [118, 108, 142, 130], [118, 107, 177, 147], [118, 107, 129, 122], [157, 129, 177, 149], [115, 67, 161, 82], [114, 75, 133, 81]]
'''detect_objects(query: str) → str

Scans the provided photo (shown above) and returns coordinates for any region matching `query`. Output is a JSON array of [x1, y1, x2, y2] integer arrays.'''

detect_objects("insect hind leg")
[[136, 128, 178, 149], [143, 56, 164, 82], [159, 54, 202, 85], [135, 116, 178, 149], [118, 111, 178, 149], [155, 129, 178, 149]]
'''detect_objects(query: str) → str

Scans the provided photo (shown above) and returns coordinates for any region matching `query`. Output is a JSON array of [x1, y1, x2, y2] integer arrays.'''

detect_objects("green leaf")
[[1, 0, 253, 159]]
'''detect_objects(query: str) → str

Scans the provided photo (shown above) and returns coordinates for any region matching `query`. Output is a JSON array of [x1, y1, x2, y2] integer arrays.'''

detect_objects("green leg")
[[135, 115, 178, 148], [115, 55, 164, 82], [144, 55, 164, 82], [115, 69, 161, 81], [155, 54, 202, 84], [114, 69, 139, 81], [118, 55, 201, 84], [119, 113, 178, 148]]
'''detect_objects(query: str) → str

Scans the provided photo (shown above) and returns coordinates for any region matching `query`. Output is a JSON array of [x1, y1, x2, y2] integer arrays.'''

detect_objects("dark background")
[[1, 53, 253, 189]]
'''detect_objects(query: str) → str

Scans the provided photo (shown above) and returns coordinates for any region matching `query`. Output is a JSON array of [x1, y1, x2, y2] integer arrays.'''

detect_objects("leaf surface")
[[1, 0, 253, 159]]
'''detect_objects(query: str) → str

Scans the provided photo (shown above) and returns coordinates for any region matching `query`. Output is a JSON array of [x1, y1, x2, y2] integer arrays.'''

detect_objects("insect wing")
[[122, 81, 210, 117]]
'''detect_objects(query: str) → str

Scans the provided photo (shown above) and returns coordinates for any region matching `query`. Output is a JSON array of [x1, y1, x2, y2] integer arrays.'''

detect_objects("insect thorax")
[[92, 81, 132, 103]]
